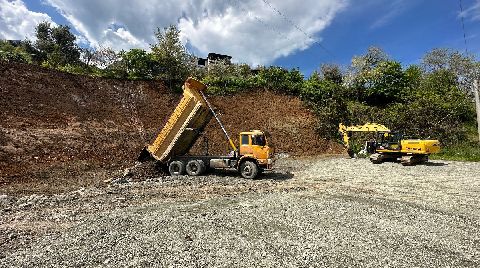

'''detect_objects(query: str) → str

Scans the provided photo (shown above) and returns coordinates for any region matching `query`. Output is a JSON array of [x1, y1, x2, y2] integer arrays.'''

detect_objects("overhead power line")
[[260, 0, 336, 59], [229, 0, 296, 45], [458, 0, 469, 54]]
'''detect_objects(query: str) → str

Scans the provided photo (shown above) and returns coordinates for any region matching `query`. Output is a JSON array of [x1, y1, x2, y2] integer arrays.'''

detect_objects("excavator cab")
[[376, 132, 403, 151]]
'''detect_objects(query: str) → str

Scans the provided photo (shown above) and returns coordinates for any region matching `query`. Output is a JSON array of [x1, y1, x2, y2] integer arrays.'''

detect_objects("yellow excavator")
[[339, 123, 441, 165]]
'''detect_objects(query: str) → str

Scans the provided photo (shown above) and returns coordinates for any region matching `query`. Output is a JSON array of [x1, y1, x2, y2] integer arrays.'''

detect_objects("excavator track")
[[369, 153, 385, 164], [401, 155, 428, 166]]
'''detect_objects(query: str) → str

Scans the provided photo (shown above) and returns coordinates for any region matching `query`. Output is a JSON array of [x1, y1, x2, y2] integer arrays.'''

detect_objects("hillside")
[[0, 63, 341, 194]]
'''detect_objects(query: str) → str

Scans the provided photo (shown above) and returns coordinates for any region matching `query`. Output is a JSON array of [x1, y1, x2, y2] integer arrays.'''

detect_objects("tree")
[[320, 63, 343, 84], [422, 48, 480, 96], [363, 60, 405, 105], [80, 48, 95, 67], [344, 47, 405, 105], [34, 21, 80, 67], [121, 49, 157, 80], [301, 71, 349, 137], [151, 25, 194, 91], [401, 64, 423, 101], [90, 46, 119, 69], [257, 67, 304, 95], [350, 46, 389, 74]]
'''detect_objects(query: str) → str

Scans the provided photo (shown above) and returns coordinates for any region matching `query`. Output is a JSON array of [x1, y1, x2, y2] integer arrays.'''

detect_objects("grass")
[[430, 143, 480, 162]]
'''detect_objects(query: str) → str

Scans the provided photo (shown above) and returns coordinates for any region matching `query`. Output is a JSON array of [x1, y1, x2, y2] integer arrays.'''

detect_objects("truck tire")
[[169, 161, 185, 176], [240, 161, 259, 179], [186, 160, 205, 176]]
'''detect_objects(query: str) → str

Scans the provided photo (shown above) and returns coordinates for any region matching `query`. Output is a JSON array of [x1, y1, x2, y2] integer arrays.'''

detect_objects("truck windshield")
[[251, 135, 266, 146]]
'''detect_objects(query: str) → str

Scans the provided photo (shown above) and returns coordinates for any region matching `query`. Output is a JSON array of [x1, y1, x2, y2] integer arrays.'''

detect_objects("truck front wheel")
[[169, 161, 185, 176], [240, 161, 259, 179]]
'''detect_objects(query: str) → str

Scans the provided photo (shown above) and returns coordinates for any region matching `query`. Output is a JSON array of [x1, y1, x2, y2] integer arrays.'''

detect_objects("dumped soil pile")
[[0, 62, 341, 194]]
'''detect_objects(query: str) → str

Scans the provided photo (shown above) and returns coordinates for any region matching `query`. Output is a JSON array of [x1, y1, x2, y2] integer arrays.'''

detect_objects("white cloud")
[[369, 0, 410, 30], [42, 0, 347, 65], [179, 0, 346, 65], [0, 0, 54, 40], [460, 0, 480, 21]]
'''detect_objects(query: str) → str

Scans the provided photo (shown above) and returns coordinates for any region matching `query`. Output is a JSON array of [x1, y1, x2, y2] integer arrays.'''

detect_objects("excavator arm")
[[339, 123, 391, 149]]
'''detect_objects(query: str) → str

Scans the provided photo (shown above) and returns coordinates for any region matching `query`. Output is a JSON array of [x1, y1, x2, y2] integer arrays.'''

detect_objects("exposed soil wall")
[[0, 62, 341, 193]]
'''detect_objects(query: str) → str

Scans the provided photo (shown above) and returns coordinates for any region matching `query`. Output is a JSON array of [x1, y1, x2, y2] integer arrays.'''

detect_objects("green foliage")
[[301, 72, 349, 137], [54, 62, 106, 77], [201, 61, 260, 95], [362, 61, 405, 105], [430, 143, 480, 162], [0, 40, 32, 63], [121, 49, 157, 80], [151, 25, 195, 91], [102, 59, 128, 79], [200, 65, 304, 96], [301, 71, 342, 103], [202, 75, 253, 95], [422, 48, 480, 94], [35, 21, 80, 67], [257, 66, 304, 95], [320, 63, 343, 84], [347, 48, 405, 105]]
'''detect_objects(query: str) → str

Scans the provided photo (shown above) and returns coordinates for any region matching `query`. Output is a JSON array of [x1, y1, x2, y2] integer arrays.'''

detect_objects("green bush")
[[431, 143, 480, 162], [257, 67, 304, 95], [202, 75, 249, 95], [0, 50, 31, 63], [0, 40, 32, 63]]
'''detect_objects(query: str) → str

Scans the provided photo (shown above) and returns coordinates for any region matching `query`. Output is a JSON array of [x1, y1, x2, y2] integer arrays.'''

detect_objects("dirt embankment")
[[0, 62, 341, 195]]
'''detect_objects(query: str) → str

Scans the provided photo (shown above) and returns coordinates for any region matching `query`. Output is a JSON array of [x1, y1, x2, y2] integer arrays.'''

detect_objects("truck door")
[[240, 134, 253, 155]]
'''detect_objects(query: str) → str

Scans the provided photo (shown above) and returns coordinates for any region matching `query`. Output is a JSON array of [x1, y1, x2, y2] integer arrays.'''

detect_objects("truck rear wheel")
[[169, 161, 185, 176], [240, 161, 258, 179], [186, 160, 205, 176]]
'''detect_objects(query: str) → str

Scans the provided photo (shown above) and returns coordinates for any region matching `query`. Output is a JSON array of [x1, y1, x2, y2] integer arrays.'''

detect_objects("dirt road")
[[1, 156, 479, 267]]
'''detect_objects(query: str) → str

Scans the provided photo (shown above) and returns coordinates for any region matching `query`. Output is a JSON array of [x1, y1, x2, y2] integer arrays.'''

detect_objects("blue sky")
[[1, 0, 479, 76], [276, 0, 480, 75]]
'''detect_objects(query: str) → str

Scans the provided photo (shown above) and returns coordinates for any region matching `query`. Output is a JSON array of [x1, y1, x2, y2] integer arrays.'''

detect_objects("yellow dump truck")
[[138, 78, 273, 179], [339, 123, 441, 165]]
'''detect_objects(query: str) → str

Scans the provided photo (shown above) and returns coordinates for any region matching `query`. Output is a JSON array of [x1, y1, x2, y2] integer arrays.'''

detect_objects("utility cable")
[[458, 0, 469, 54], [228, 0, 295, 44], [260, 0, 336, 60]]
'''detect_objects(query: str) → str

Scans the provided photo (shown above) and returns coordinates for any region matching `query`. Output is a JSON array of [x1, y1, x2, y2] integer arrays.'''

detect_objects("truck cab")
[[239, 130, 273, 171]]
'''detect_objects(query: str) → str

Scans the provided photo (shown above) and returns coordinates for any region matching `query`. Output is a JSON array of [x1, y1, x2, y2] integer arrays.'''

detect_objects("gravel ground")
[[1, 156, 480, 267]]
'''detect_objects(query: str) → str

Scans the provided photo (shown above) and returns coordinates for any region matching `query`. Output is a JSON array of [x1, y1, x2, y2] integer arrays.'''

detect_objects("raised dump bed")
[[139, 78, 212, 163], [139, 77, 273, 179]]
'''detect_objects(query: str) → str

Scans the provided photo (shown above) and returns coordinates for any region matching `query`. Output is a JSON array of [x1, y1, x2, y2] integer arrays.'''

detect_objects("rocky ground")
[[1, 156, 479, 267]]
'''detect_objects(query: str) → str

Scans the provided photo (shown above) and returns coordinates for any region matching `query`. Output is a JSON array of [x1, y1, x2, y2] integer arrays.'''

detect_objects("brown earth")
[[0, 62, 341, 195]]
